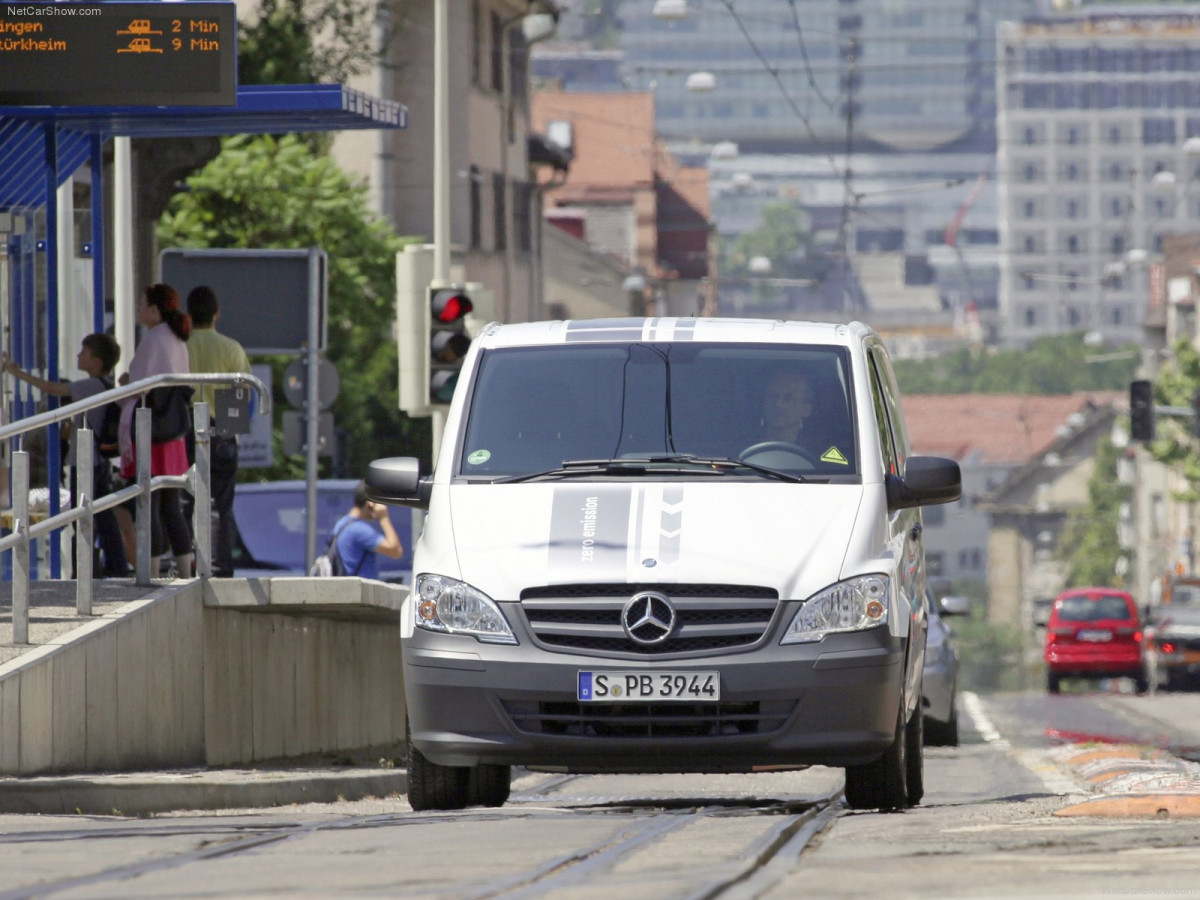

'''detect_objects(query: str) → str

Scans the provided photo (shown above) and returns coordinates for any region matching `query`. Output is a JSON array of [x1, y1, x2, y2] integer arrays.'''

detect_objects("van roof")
[[473, 317, 874, 349]]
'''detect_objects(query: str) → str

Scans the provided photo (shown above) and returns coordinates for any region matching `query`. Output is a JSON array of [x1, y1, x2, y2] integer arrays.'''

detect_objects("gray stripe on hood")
[[658, 485, 684, 567], [548, 487, 631, 573]]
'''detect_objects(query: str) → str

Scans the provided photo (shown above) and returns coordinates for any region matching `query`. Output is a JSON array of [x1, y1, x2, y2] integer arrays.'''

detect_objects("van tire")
[[904, 703, 924, 807], [1047, 672, 1061, 694], [469, 764, 512, 807], [843, 705, 907, 811], [406, 717, 471, 811]]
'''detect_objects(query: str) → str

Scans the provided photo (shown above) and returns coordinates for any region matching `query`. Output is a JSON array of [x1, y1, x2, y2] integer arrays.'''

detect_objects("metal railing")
[[0, 372, 270, 643]]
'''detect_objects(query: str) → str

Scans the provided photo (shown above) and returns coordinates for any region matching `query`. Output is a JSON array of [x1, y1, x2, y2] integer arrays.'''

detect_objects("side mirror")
[[365, 457, 431, 510], [887, 456, 962, 510], [939, 595, 972, 617]]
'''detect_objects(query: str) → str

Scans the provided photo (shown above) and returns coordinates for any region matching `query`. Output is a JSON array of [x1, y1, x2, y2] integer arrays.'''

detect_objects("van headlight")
[[782, 575, 889, 644], [414, 574, 517, 644]]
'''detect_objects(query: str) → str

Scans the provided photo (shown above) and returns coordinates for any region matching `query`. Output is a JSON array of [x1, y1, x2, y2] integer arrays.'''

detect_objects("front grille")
[[518, 584, 780, 658], [521, 583, 778, 600], [502, 699, 795, 739]]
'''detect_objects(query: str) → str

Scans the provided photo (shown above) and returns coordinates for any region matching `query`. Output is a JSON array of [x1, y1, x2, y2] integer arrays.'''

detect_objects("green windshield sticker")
[[820, 446, 849, 465], [467, 449, 491, 465]]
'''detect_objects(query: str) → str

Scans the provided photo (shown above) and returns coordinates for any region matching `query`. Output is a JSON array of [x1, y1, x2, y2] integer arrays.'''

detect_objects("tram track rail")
[[0, 773, 844, 899]]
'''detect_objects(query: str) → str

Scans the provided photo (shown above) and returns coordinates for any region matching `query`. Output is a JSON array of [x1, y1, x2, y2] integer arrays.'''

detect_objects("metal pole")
[[44, 123, 62, 578], [76, 429, 94, 615], [90, 134, 105, 335], [12, 451, 30, 644], [305, 247, 321, 573], [113, 137, 135, 381], [433, 0, 450, 287], [192, 402, 213, 579], [135, 405, 152, 584]]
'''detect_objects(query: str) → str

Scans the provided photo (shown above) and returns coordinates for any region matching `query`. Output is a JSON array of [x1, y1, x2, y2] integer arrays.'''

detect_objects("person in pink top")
[[119, 283, 194, 579]]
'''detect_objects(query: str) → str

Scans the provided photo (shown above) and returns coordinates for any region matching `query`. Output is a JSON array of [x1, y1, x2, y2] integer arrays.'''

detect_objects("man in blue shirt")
[[334, 481, 405, 580]]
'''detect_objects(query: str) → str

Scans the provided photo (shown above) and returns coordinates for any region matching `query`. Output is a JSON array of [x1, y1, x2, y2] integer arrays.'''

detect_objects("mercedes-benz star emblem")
[[621, 591, 676, 645]]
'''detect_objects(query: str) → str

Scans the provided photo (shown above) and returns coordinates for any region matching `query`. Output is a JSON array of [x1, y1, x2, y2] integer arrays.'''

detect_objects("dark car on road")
[[1043, 587, 1147, 694], [1146, 575, 1200, 691]]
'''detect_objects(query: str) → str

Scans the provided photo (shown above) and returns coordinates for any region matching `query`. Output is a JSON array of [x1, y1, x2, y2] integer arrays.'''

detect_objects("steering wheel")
[[739, 441, 820, 467]]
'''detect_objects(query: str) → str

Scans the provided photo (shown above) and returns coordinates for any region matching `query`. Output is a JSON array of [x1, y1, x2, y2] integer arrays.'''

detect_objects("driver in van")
[[758, 370, 814, 444]]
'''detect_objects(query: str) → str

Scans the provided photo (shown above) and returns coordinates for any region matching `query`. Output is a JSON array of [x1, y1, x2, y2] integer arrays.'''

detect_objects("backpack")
[[94, 376, 122, 458], [309, 519, 364, 577]]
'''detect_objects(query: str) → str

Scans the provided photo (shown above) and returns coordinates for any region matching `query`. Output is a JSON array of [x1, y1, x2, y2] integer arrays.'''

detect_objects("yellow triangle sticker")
[[820, 446, 849, 465]]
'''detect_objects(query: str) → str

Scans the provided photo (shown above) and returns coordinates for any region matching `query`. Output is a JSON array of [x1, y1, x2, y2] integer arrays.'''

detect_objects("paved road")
[[2, 690, 1200, 898]]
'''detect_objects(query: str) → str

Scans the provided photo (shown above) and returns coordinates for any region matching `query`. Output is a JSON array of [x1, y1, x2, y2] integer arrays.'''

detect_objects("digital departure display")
[[0, 2, 236, 107]]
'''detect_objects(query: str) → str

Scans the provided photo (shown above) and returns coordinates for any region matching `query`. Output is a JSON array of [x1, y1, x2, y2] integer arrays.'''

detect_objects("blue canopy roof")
[[0, 83, 407, 210]]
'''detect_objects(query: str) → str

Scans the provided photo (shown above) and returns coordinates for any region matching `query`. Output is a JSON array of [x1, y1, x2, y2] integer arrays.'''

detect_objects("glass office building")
[[617, 0, 1036, 153]]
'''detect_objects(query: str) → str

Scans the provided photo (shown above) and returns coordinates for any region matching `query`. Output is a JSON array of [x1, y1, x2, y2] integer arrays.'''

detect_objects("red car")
[[1043, 588, 1148, 694]]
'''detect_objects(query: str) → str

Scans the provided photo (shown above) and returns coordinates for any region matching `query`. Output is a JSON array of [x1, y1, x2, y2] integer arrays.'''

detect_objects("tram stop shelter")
[[0, 83, 408, 576]]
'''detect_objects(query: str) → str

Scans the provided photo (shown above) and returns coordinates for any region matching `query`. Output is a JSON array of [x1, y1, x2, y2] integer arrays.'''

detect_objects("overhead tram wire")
[[787, 0, 839, 114], [715, 0, 845, 183]]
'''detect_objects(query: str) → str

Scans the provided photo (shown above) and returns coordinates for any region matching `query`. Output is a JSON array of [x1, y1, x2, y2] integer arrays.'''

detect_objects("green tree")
[[721, 202, 817, 280], [237, 0, 383, 86], [892, 333, 1140, 395], [1147, 337, 1200, 499], [157, 133, 424, 479], [1057, 435, 1131, 587]]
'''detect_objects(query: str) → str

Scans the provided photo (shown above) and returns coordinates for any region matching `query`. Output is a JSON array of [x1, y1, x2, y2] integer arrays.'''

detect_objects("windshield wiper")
[[494, 458, 726, 484], [640, 454, 808, 483], [492, 455, 807, 484]]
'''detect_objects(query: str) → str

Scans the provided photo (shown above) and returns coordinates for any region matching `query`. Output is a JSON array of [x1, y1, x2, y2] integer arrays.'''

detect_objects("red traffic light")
[[431, 289, 473, 324]]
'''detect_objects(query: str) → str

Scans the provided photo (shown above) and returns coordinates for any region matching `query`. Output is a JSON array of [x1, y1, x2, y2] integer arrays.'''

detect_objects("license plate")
[[1077, 629, 1113, 642], [577, 671, 720, 702]]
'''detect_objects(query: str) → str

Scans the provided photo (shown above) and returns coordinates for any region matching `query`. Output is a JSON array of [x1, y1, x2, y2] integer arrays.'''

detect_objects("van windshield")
[[458, 342, 858, 480]]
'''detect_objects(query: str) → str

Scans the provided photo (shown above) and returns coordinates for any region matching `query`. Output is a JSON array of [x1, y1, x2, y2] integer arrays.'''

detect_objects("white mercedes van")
[[367, 318, 960, 812]]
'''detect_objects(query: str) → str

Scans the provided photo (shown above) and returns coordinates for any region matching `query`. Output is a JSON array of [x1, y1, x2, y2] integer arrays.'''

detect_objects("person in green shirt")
[[185, 285, 251, 577]]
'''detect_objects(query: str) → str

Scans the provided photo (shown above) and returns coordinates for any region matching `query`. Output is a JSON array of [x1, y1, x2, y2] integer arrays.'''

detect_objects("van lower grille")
[[518, 584, 780, 658], [502, 700, 795, 739]]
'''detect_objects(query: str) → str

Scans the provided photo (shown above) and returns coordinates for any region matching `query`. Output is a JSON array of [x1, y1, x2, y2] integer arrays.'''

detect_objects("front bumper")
[[403, 626, 906, 772]]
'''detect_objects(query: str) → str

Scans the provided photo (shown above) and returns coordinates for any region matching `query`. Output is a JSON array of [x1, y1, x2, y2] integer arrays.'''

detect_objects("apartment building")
[[332, 1, 561, 324], [997, 10, 1200, 347]]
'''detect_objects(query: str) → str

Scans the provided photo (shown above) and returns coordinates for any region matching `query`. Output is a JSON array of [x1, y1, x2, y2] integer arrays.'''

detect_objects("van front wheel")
[[843, 705, 908, 811], [406, 717, 471, 811], [469, 764, 512, 807]]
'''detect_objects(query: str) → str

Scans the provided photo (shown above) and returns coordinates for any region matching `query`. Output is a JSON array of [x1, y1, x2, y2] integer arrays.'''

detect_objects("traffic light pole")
[[1129, 379, 1200, 442], [433, 0, 451, 289], [430, 0, 452, 463]]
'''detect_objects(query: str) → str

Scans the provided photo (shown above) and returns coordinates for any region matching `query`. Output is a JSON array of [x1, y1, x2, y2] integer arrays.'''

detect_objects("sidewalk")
[[0, 759, 409, 816]]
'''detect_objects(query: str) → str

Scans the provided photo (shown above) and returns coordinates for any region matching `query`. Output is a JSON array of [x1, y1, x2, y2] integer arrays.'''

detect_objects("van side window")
[[869, 346, 909, 471], [868, 356, 899, 477]]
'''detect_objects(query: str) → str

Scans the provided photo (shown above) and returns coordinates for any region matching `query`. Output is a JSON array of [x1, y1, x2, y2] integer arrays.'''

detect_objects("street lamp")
[[1152, 170, 1178, 191], [653, 0, 688, 20], [686, 71, 716, 92], [710, 141, 739, 160], [623, 274, 647, 316], [522, 12, 557, 43]]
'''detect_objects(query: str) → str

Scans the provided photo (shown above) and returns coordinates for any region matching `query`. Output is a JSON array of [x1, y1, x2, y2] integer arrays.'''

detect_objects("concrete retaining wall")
[[0, 579, 406, 776]]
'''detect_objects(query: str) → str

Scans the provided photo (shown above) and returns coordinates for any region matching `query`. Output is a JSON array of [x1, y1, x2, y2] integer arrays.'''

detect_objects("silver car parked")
[[922, 588, 970, 746]]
